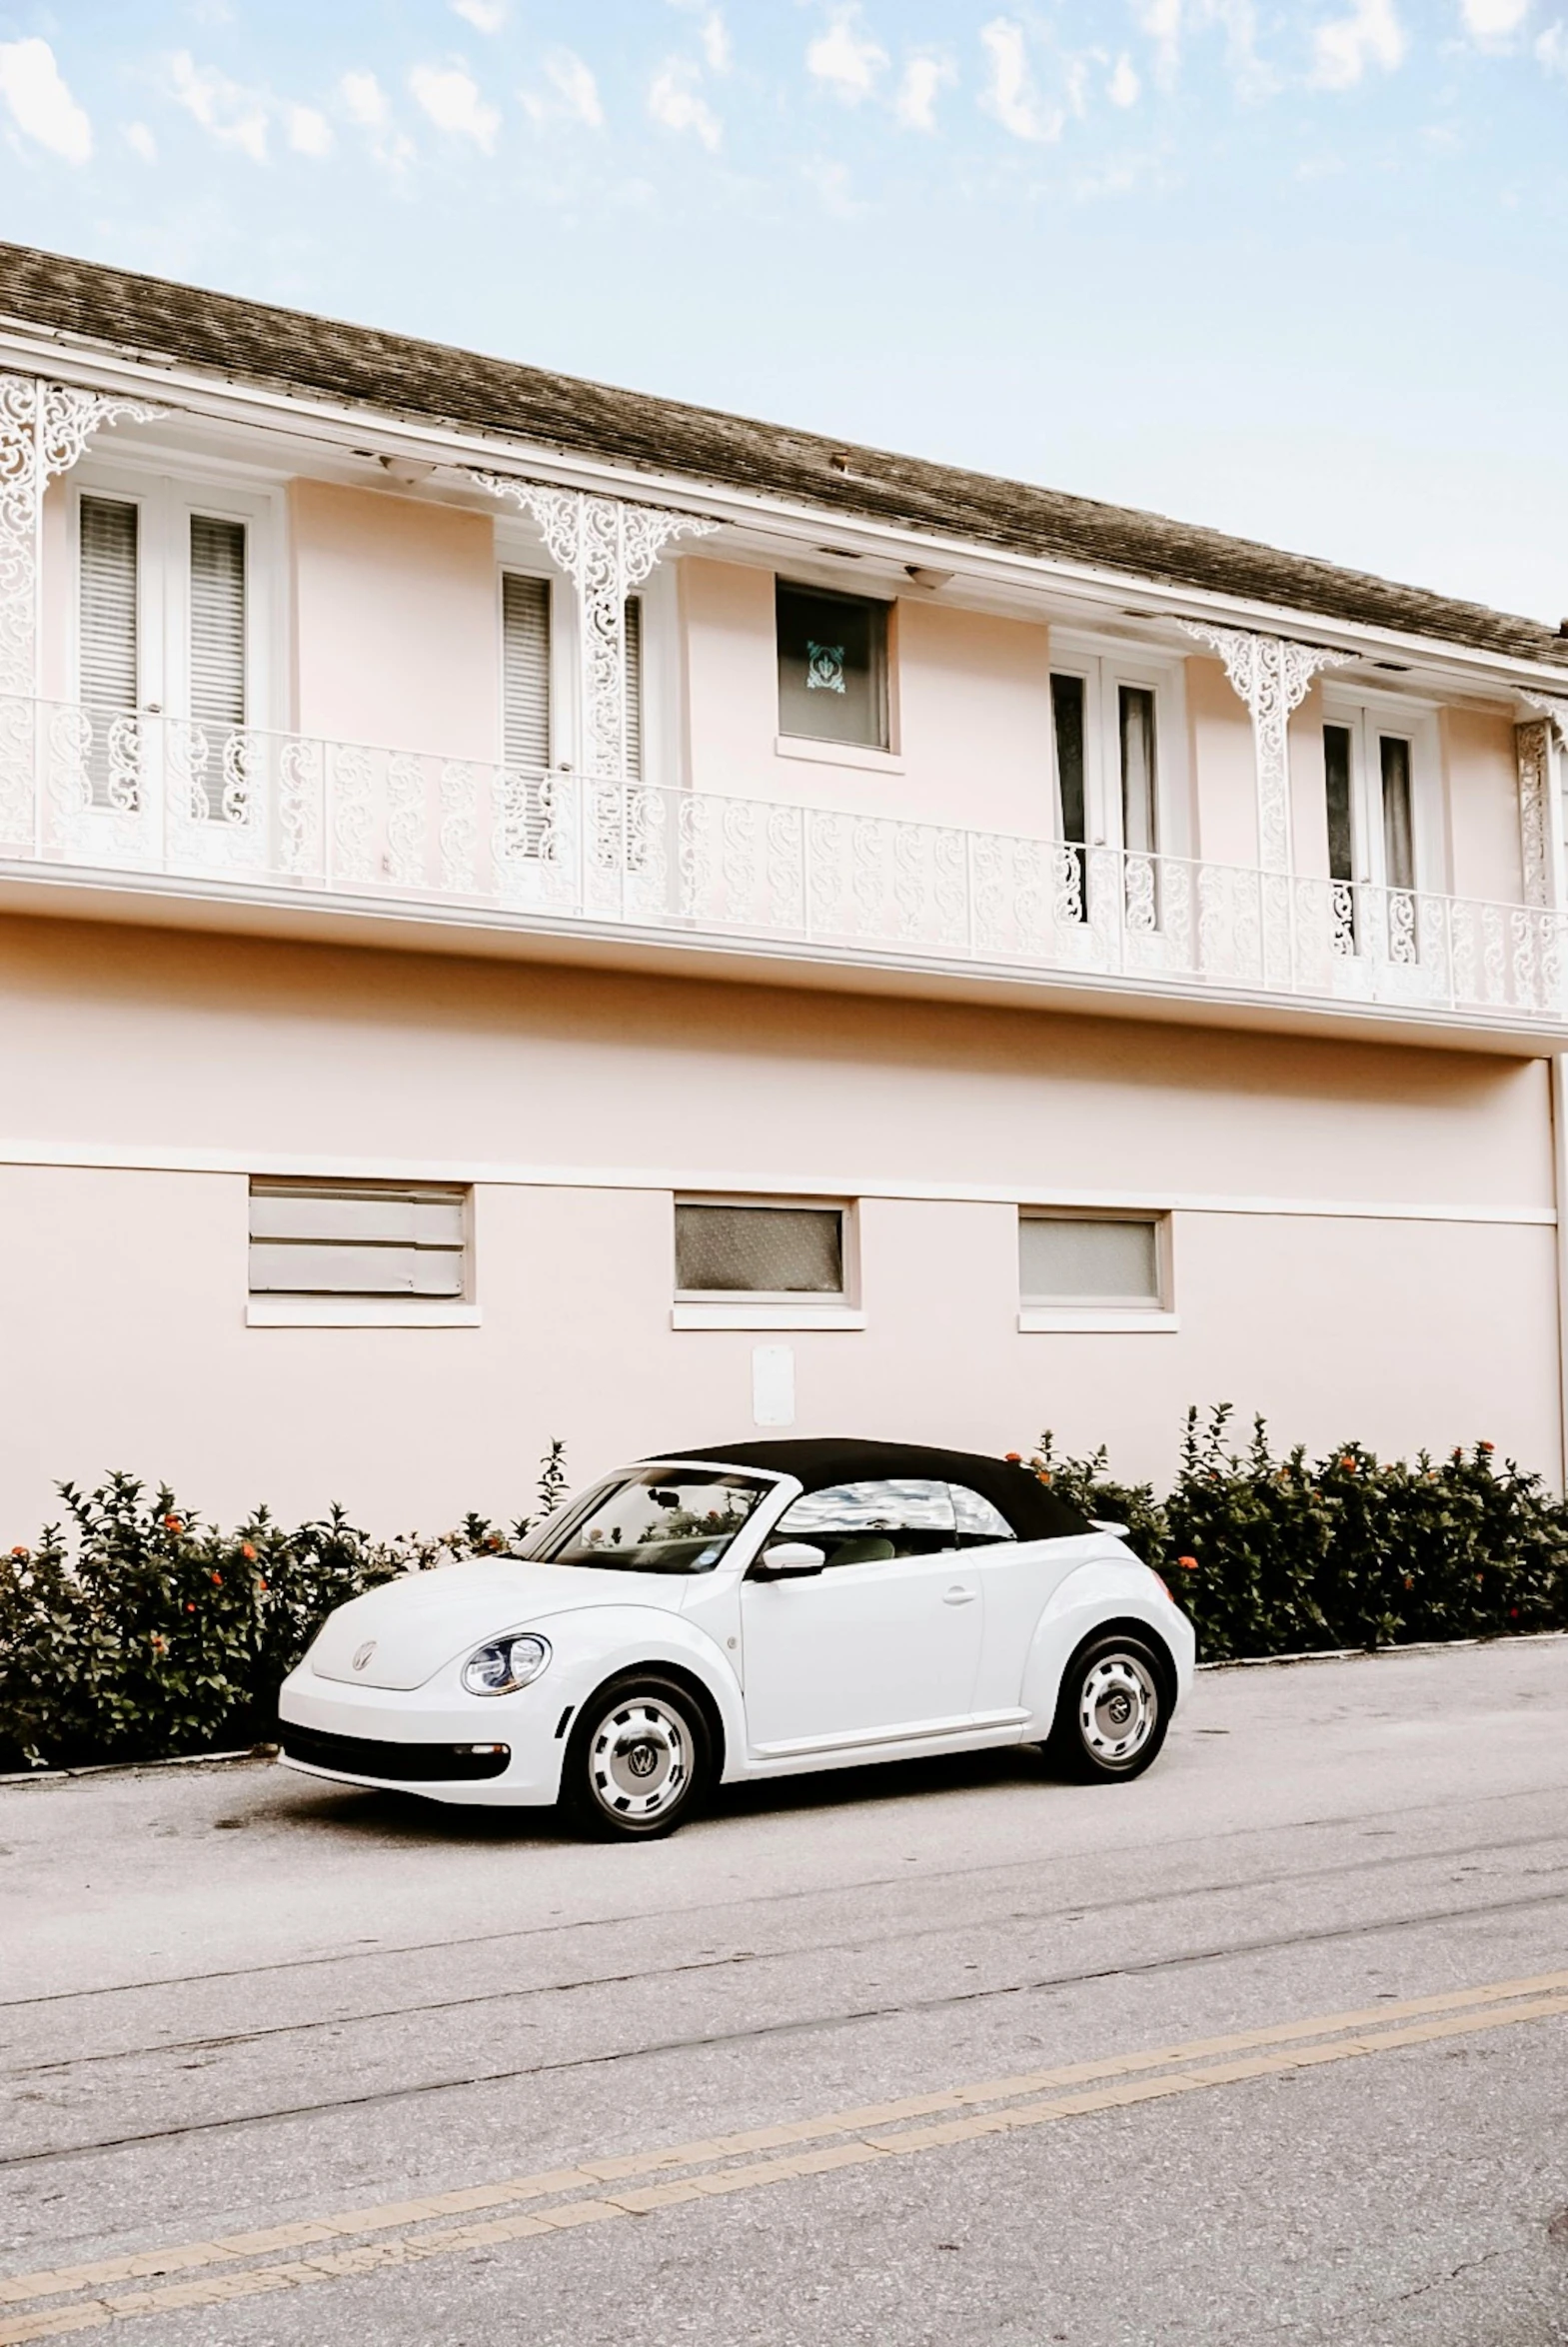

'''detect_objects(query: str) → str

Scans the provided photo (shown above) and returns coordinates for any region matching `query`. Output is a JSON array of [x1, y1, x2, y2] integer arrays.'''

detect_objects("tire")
[[565, 1675, 710, 1841], [1045, 1633, 1170, 1783]]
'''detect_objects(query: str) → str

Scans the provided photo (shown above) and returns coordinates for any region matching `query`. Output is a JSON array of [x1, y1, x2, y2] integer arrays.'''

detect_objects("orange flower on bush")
[[1036, 1469, 1052, 1485], [164, 1514, 183, 1534], [1004, 1451, 1021, 1463], [185, 1601, 196, 1612], [1403, 1574, 1414, 1590], [210, 1571, 222, 1586], [1177, 1554, 1198, 1572], [1339, 1455, 1356, 1472], [1480, 1440, 1495, 1454], [257, 1577, 268, 1592], [10, 1543, 27, 1559], [241, 1541, 257, 1563]]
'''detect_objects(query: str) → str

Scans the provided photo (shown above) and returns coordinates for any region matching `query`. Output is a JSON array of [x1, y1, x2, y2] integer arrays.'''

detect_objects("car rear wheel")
[[566, 1676, 710, 1840], [1046, 1634, 1169, 1782]]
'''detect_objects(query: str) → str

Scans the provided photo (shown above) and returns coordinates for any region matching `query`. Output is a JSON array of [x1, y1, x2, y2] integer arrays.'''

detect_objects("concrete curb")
[[0, 1743, 278, 1788], [1195, 1627, 1568, 1672], [5, 1627, 1567, 1784]]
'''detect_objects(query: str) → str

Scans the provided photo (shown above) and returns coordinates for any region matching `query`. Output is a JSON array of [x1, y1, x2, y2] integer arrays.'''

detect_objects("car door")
[[739, 1478, 982, 1754]]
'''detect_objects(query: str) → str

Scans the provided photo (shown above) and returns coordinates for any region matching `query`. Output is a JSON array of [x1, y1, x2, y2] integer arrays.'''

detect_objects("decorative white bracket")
[[1517, 695, 1568, 910], [1179, 621, 1349, 875], [0, 374, 165, 700], [472, 474, 717, 779]]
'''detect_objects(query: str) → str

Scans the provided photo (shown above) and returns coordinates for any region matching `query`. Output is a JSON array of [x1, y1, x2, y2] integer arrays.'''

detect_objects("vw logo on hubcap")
[[627, 1739, 659, 1779], [352, 1640, 377, 1672]]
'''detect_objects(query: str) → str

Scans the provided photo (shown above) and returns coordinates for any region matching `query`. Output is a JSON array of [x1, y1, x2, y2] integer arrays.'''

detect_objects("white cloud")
[[648, 59, 722, 148], [894, 52, 955, 129], [288, 103, 332, 156], [1108, 50, 1142, 103], [1136, 0, 1184, 78], [802, 156, 865, 215], [124, 120, 157, 164], [978, 18, 1062, 140], [168, 50, 268, 161], [700, 11, 733, 71], [1538, 18, 1568, 68], [409, 60, 501, 150], [806, 10, 888, 102], [0, 37, 92, 165], [340, 70, 388, 128], [539, 48, 604, 126], [1311, 0, 1407, 86], [452, 0, 508, 28], [1462, 0, 1530, 37]]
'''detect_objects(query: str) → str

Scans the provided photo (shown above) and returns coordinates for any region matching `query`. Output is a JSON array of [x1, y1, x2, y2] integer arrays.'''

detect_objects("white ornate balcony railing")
[[1, 695, 1563, 1029]]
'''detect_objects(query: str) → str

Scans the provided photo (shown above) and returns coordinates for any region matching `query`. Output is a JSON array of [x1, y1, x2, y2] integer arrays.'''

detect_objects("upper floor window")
[[1048, 643, 1182, 872], [1320, 699, 1435, 958], [777, 581, 888, 750], [500, 571, 643, 781], [72, 472, 272, 810]]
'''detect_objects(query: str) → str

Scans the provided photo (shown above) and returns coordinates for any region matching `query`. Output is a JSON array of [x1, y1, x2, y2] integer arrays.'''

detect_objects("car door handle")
[[942, 1585, 977, 1605]]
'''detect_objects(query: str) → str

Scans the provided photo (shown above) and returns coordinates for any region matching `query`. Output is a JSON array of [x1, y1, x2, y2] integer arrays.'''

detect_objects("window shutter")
[[189, 515, 247, 732], [624, 594, 643, 780], [502, 573, 551, 772], [79, 496, 139, 722]]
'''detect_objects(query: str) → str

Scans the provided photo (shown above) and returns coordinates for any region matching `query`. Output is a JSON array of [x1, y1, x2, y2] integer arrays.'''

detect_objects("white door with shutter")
[[67, 470, 274, 866]]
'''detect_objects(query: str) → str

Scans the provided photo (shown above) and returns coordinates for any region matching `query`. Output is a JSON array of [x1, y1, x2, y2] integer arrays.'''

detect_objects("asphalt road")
[[4, 1636, 1568, 2347]]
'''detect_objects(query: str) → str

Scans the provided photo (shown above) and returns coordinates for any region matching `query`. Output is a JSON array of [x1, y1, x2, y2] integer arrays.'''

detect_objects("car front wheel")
[[1046, 1634, 1169, 1782], [565, 1676, 710, 1840]]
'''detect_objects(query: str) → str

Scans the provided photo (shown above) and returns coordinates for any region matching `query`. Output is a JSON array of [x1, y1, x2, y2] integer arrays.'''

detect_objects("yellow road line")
[[2, 1966, 1565, 2344]]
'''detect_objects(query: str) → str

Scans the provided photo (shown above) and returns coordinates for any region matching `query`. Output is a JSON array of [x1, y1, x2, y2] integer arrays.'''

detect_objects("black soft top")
[[650, 1436, 1090, 1543]]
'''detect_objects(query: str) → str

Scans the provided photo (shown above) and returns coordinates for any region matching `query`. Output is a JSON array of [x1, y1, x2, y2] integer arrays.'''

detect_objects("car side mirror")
[[756, 1540, 826, 1578]]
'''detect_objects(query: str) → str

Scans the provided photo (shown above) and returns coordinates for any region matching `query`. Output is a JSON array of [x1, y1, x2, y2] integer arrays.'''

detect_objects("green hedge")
[[3, 1415, 1565, 1772], [0, 1447, 568, 1772], [1032, 1406, 1568, 1661]]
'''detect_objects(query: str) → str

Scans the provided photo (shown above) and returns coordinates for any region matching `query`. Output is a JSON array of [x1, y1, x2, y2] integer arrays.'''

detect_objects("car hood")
[[306, 1558, 693, 1690]]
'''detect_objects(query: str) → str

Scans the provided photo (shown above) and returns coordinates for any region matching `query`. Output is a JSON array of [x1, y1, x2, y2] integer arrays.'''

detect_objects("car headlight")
[[462, 1632, 552, 1696]]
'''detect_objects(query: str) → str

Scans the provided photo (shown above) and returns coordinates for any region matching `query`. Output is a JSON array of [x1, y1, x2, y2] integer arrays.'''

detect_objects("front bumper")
[[277, 1665, 568, 1806]]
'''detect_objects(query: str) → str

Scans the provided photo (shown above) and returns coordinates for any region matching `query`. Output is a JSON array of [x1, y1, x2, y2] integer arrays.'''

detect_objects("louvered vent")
[[249, 1179, 468, 1297]]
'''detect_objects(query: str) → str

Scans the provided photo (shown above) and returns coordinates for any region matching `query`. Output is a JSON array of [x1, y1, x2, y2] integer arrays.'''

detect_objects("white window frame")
[[246, 1178, 481, 1329], [68, 458, 283, 735], [1319, 686, 1444, 898], [1016, 1205, 1177, 1335], [671, 1193, 864, 1331], [772, 574, 902, 775], [1047, 631, 1192, 864]]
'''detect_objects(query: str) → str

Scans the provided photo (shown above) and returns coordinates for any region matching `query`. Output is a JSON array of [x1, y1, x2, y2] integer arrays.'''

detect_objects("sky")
[[0, 2, 1564, 625]]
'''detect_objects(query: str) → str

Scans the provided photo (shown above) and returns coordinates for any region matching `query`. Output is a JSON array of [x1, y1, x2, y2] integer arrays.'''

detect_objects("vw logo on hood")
[[352, 1640, 377, 1672]]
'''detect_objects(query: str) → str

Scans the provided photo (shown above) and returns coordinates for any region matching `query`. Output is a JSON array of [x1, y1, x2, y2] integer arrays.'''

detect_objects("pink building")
[[1, 241, 1565, 1531]]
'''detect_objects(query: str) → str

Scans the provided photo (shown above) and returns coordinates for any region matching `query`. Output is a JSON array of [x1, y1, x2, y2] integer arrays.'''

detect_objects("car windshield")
[[525, 1467, 773, 1574]]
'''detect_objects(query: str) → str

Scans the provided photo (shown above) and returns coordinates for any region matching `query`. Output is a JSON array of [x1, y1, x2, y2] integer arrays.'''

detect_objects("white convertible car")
[[278, 1437, 1195, 1838]]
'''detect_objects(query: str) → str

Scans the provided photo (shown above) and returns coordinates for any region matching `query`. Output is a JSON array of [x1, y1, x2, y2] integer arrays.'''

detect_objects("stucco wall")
[[0, 917, 1555, 1532], [1443, 706, 1525, 907], [681, 557, 1055, 836], [289, 480, 499, 760]]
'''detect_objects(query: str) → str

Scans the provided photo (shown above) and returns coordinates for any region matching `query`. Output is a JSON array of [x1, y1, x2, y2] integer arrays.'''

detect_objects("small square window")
[[1019, 1212, 1163, 1308], [777, 581, 888, 749], [676, 1200, 844, 1298], [249, 1178, 469, 1300]]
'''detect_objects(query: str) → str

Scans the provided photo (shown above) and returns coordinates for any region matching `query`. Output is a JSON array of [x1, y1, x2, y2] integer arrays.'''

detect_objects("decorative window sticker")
[[806, 641, 846, 694]]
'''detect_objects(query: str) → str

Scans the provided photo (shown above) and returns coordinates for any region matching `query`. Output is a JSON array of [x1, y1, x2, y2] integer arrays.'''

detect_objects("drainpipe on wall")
[[1553, 1056, 1568, 1495]]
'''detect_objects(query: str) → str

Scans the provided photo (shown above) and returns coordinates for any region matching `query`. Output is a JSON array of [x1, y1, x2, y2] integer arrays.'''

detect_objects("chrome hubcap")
[[1079, 1653, 1157, 1765], [589, 1697, 691, 1821]]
